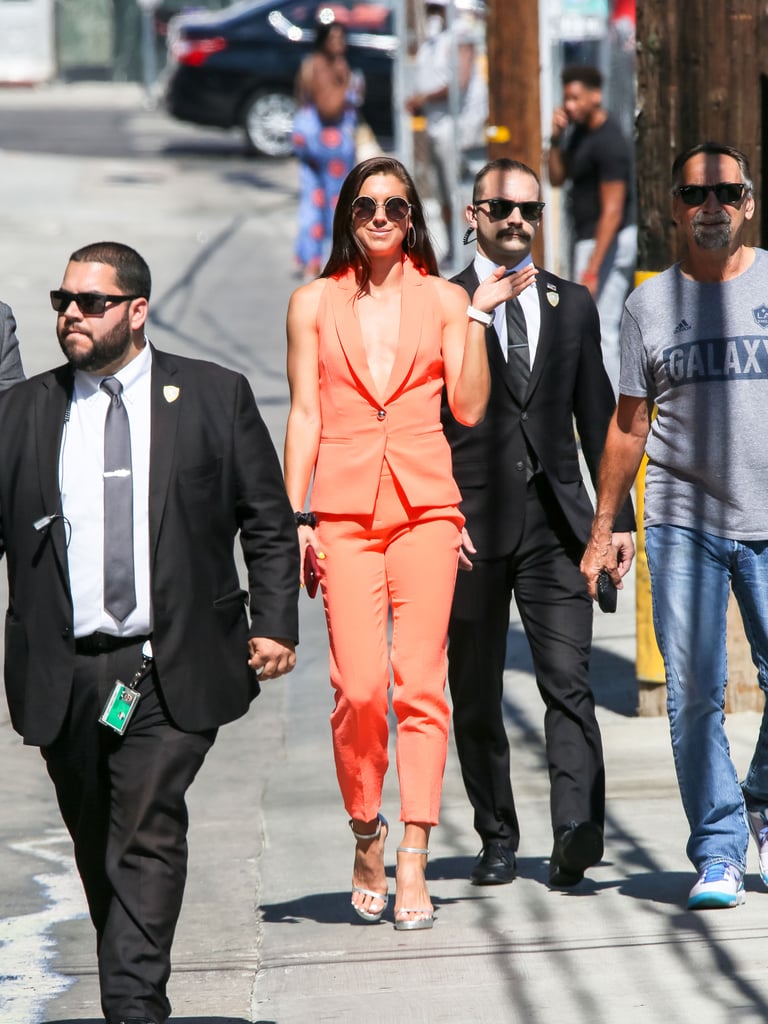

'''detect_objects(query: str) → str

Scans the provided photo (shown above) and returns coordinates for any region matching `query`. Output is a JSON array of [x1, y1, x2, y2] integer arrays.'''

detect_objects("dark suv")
[[164, 0, 396, 157]]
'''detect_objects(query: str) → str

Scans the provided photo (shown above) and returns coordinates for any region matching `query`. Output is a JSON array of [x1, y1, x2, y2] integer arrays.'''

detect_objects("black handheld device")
[[596, 570, 618, 614]]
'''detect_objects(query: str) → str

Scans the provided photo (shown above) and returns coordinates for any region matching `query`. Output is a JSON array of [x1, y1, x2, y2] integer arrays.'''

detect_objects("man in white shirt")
[[442, 159, 634, 890], [0, 241, 299, 1024]]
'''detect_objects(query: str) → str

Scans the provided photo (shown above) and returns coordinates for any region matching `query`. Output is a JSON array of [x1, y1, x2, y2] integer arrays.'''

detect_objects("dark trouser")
[[41, 641, 215, 1024], [448, 476, 604, 848]]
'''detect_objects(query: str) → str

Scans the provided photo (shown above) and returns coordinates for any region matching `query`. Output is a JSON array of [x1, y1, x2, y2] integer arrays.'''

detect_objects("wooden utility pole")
[[485, 0, 543, 259], [636, 0, 767, 270], [486, 0, 542, 166]]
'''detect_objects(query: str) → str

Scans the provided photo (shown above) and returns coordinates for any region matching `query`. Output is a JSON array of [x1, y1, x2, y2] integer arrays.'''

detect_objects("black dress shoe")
[[549, 820, 604, 887], [470, 840, 518, 885]]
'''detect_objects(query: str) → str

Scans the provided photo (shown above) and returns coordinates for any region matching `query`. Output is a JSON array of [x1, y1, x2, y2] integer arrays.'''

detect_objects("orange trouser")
[[316, 467, 462, 825]]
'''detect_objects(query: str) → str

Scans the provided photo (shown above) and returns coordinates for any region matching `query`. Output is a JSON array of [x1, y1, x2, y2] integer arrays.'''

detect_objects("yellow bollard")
[[634, 456, 667, 714]]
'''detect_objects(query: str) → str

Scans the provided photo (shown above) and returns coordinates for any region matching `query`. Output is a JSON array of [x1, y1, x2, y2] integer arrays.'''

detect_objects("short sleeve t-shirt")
[[564, 115, 633, 240], [619, 248, 768, 539], [414, 20, 476, 124]]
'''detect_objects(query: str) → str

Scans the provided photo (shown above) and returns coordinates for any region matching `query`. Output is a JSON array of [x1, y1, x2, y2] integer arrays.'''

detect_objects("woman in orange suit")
[[284, 156, 516, 929]]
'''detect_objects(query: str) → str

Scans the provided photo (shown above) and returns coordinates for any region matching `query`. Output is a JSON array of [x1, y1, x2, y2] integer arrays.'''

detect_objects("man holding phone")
[[442, 158, 634, 890], [582, 142, 768, 910]]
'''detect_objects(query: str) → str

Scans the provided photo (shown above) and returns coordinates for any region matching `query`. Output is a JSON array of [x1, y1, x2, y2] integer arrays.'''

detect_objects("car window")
[[274, 1, 393, 35], [321, 2, 392, 31]]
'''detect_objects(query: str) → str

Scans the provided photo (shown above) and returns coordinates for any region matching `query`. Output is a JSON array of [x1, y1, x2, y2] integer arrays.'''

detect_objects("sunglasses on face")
[[49, 290, 142, 316], [351, 195, 412, 223], [473, 198, 545, 222], [674, 183, 746, 207]]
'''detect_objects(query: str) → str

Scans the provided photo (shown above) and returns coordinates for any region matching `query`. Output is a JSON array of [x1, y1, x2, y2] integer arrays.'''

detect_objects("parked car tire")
[[243, 90, 297, 157]]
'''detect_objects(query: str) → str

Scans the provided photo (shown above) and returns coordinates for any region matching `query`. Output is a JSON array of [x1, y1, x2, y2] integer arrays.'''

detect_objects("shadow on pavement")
[[505, 623, 639, 718], [260, 890, 359, 925], [48, 1018, 252, 1024], [590, 645, 638, 716], [258, 855, 619, 927], [160, 140, 252, 159]]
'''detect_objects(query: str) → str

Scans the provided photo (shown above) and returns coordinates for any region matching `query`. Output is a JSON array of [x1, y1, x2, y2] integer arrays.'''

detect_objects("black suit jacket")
[[442, 263, 634, 559], [0, 346, 300, 746]]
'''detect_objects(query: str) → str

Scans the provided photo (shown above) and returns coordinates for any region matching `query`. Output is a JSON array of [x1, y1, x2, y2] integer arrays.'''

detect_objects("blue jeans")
[[645, 524, 768, 871], [573, 223, 636, 396]]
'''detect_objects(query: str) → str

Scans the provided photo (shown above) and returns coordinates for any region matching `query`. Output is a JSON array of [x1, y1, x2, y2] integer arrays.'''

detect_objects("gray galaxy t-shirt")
[[620, 247, 768, 539]]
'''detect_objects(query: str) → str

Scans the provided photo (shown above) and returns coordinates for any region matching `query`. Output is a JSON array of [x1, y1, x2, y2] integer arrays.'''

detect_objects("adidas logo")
[[674, 319, 692, 334]]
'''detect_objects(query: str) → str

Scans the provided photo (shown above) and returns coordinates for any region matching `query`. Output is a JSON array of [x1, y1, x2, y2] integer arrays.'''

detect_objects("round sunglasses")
[[351, 195, 412, 223]]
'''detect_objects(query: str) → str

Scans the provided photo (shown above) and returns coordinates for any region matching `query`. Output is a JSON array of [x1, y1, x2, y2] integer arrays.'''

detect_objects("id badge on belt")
[[98, 647, 153, 735]]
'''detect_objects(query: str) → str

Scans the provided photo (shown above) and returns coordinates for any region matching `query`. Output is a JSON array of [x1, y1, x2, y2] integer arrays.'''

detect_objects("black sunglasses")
[[50, 290, 143, 315], [351, 195, 412, 223], [674, 183, 746, 207], [474, 198, 545, 222]]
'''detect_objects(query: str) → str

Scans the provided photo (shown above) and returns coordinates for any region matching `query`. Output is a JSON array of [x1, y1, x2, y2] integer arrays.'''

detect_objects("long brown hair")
[[322, 157, 438, 290]]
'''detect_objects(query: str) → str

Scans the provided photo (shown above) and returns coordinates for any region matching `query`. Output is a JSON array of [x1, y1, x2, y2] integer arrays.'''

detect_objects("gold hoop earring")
[[406, 224, 416, 249]]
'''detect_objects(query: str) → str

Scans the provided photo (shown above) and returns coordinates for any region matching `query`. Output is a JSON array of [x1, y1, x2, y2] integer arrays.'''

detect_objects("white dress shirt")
[[473, 251, 541, 364], [60, 343, 153, 638]]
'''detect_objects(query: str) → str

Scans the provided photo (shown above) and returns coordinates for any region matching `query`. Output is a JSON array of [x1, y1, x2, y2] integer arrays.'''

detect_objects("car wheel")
[[243, 91, 296, 157]]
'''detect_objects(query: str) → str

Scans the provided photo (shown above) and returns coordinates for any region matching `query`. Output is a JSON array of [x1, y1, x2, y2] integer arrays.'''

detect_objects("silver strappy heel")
[[349, 813, 389, 923], [394, 845, 434, 930]]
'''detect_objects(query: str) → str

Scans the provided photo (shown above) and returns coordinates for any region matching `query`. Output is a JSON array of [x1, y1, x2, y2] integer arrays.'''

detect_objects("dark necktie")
[[505, 297, 538, 479], [505, 297, 530, 398], [101, 377, 136, 622]]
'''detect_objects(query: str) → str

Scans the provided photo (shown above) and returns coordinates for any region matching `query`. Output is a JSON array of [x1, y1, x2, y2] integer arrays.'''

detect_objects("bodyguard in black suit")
[[0, 242, 299, 1024], [442, 160, 635, 888]]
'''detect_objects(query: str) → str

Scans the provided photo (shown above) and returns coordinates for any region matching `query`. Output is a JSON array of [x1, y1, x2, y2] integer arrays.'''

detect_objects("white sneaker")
[[747, 807, 768, 887], [687, 862, 745, 910]]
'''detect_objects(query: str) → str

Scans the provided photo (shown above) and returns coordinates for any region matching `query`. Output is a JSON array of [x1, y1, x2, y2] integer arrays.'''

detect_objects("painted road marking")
[[0, 829, 88, 1024]]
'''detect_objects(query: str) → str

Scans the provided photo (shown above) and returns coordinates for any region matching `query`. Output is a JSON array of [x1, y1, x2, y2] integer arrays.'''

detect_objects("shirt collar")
[[474, 250, 535, 283]]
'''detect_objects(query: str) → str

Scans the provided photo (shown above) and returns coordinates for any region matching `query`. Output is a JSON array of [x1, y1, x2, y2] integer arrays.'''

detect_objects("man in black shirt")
[[547, 65, 636, 394]]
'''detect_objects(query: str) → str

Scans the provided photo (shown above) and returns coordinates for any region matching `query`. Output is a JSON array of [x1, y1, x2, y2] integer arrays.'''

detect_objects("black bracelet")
[[294, 510, 317, 528]]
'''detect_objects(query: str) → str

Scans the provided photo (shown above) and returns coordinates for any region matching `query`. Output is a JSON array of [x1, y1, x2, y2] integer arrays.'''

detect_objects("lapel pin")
[[163, 385, 180, 403], [547, 292, 559, 307]]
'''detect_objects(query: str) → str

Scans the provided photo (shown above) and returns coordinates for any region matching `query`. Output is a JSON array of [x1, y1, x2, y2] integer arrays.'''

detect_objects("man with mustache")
[[441, 159, 634, 889], [0, 241, 299, 1022], [582, 142, 768, 910]]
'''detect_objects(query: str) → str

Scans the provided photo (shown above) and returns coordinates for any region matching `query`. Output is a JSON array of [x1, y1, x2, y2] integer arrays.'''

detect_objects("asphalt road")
[[0, 80, 254, 160], [0, 83, 297, 403]]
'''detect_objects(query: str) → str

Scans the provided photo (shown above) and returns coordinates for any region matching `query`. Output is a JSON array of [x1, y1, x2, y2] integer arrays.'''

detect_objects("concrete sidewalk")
[[249, 578, 768, 1024], [13, 562, 767, 1024]]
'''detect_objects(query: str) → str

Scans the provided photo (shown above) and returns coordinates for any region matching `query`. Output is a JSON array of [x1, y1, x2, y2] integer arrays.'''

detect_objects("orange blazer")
[[311, 257, 462, 516]]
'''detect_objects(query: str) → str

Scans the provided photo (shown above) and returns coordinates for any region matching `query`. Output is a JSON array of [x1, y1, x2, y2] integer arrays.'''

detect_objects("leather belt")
[[74, 632, 151, 656]]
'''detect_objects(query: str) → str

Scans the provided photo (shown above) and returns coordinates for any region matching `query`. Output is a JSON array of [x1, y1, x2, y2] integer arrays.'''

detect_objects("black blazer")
[[442, 262, 635, 559], [0, 346, 300, 746]]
